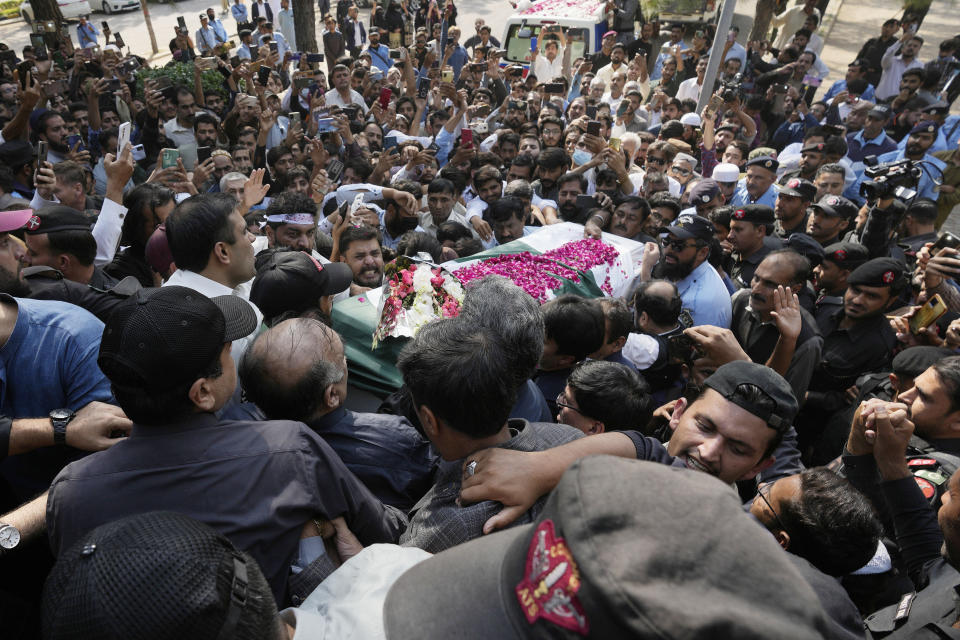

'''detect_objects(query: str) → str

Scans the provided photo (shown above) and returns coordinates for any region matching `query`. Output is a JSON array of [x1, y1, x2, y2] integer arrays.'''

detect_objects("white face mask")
[[572, 149, 593, 166]]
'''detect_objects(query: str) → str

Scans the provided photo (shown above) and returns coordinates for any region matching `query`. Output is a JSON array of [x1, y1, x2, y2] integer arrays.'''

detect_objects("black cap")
[[867, 105, 890, 120], [250, 250, 353, 322], [921, 101, 949, 115], [666, 213, 714, 242], [783, 232, 825, 267], [809, 194, 857, 220], [383, 457, 831, 639], [746, 156, 779, 173], [822, 241, 869, 269], [777, 177, 817, 202], [730, 204, 774, 226], [98, 286, 258, 392], [703, 360, 798, 431], [892, 346, 955, 378], [846, 257, 906, 289], [42, 512, 278, 640], [23, 205, 91, 235]]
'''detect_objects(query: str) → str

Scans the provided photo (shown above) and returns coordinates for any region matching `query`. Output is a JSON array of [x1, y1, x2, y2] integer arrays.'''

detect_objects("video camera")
[[719, 73, 742, 102], [859, 157, 921, 202]]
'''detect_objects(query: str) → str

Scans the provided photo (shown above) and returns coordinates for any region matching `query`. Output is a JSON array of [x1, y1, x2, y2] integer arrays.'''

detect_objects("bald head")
[[238, 318, 347, 421]]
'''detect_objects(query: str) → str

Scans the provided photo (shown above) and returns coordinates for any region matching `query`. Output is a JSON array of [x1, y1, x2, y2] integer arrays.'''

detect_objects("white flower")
[[412, 265, 434, 294], [442, 277, 464, 301]]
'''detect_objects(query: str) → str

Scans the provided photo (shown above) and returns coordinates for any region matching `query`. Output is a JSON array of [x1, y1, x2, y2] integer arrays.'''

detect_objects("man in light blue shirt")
[[660, 214, 732, 328], [730, 157, 779, 209], [76, 16, 100, 49], [724, 26, 748, 71], [231, 0, 248, 24], [237, 28, 255, 59], [258, 22, 290, 59], [852, 121, 947, 203], [651, 24, 688, 81], [365, 27, 392, 74], [205, 8, 229, 44], [196, 15, 220, 54], [822, 59, 876, 103]]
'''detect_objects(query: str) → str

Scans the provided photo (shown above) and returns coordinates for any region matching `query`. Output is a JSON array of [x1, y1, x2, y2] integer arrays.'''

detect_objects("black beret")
[[24, 205, 91, 235], [822, 241, 869, 269], [846, 257, 906, 289], [731, 204, 774, 226]]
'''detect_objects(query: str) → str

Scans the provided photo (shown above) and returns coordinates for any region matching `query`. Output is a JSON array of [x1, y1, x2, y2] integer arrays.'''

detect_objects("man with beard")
[[500, 101, 527, 132], [730, 250, 822, 401], [780, 143, 827, 185], [726, 204, 776, 289], [554, 173, 587, 223], [812, 242, 868, 331], [263, 191, 318, 253], [801, 258, 901, 447], [376, 180, 427, 250], [178, 113, 220, 171], [813, 164, 847, 200], [774, 178, 817, 239], [848, 107, 898, 165], [806, 195, 857, 247], [34, 111, 71, 166], [876, 31, 924, 103], [531, 148, 567, 202], [866, 121, 947, 202], [163, 88, 198, 148], [656, 213, 732, 328], [337, 225, 384, 294]]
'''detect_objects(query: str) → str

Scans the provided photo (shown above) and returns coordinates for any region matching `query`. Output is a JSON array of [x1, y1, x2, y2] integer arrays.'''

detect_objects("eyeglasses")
[[660, 237, 696, 251], [647, 156, 666, 165], [757, 482, 788, 534], [555, 392, 583, 415]]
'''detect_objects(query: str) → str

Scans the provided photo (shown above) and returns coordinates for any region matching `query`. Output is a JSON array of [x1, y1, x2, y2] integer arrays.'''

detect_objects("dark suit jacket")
[[342, 18, 365, 54], [251, 1, 273, 22]]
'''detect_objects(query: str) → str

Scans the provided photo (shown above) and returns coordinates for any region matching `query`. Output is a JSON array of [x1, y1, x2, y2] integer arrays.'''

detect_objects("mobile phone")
[[469, 62, 485, 72], [80, 47, 94, 60], [306, 53, 324, 63], [288, 52, 302, 61], [931, 232, 960, 256], [196, 146, 212, 164], [269, 41, 279, 53], [667, 333, 702, 363], [585, 105, 597, 119], [43, 20, 55, 33], [117, 121, 131, 155], [37, 140, 48, 165], [616, 101, 630, 117], [773, 84, 789, 94], [115, 32, 125, 48], [343, 106, 359, 121], [389, 48, 402, 59], [910, 294, 948, 334], [119, 58, 140, 76], [288, 112, 301, 128], [378, 87, 392, 110], [530, 36, 538, 52], [586, 120, 601, 136], [248, 60, 262, 73], [383, 135, 398, 151], [441, 67, 453, 83], [198, 56, 217, 70], [294, 76, 312, 90], [315, 117, 338, 133], [223, 40, 236, 50], [249, 44, 259, 58], [460, 128, 474, 148], [161, 148, 180, 169], [177, 16, 187, 31], [803, 74, 823, 87], [257, 65, 271, 85], [101, 20, 109, 30], [417, 77, 430, 99], [326, 158, 344, 182], [131, 143, 146, 161], [66, 134, 85, 153], [43, 80, 65, 97], [544, 82, 564, 94], [575, 194, 597, 210], [609, 138, 621, 151], [29, 33, 48, 60], [108, 78, 123, 92]]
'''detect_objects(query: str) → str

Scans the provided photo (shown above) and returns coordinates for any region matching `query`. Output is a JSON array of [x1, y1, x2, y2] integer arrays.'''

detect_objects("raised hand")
[[770, 285, 802, 341]]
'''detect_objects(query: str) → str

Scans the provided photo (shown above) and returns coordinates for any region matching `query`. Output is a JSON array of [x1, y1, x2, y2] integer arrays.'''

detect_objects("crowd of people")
[[0, 0, 959, 636]]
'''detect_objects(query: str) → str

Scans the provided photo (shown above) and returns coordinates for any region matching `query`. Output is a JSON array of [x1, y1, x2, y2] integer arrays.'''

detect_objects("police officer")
[[774, 178, 818, 239], [813, 242, 869, 332], [800, 257, 902, 450], [806, 195, 859, 247], [725, 204, 776, 289]]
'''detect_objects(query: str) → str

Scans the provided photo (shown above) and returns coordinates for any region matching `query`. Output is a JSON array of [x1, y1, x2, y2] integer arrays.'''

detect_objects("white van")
[[501, 0, 607, 68]]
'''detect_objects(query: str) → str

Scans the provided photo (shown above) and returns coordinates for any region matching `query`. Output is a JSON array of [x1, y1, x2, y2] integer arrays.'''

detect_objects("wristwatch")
[[50, 408, 76, 446], [0, 523, 20, 552]]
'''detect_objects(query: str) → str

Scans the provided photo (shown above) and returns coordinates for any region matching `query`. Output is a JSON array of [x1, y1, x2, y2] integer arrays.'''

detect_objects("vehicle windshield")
[[504, 25, 589, 65]]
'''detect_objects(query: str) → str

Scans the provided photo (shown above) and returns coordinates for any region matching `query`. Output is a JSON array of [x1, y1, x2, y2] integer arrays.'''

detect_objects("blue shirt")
[[231, 3, 248, 22], [77, 23, 100, 48], [651, 40, 688, 80], [945, 115, 960, 150], [366, 43, 393, 73], [447, 45, 470, 81], [0, 296, 112, 499], [823, 78, 876, 103], [730, 179, 778, 208], [210, 18, 229, 43], [512, 379, 553, 423], [674, 259, 732, 329], [870, 149, 947, 203]]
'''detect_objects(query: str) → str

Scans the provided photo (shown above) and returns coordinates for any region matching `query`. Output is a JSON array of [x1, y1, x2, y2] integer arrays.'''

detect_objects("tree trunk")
[[750, 0, 775, 43], [28, 0, 63, 22], [294, 0, 318, 54], [139, 0, 158, 55]]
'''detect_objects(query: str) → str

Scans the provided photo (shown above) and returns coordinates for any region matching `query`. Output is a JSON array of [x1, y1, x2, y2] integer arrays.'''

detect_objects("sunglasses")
[[660, 237, 697, 251], [670, 166, 692, 175], [647, 156, 666, 165]]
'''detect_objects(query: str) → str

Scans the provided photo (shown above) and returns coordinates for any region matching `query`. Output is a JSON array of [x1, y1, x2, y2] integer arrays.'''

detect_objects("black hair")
[[933, 356, 960, 413], [397, 230, 443, 262], [648, 192, 682, 218], [487, 196, 524, 224], [847, 78, 869, 95], [542, 295, 606, 362], [194, 111, 219, 133], [398, 319, 519, 439], [265, 190, 316, 230], [121, 183, 176, 248], [556, 172, 588, 192], [567, 360, 653, 430], [427, 177, 457, 196], [266, 144, 293, 170], [339, 224, 380, 255], [767, 249, 811, 286], [906, 198, 938, 224], [598, 297, 633, 343], [634, 279, 682, 327], [344, 158, 373, 182], [708, 205, 734, 230], [45, 229, 97, 266], [536, 147, 568, 170], [165, 193, 239, 272], [776, 468, 882, 577], [436, 220, 473, 244], [823, 135, 848, 158]]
